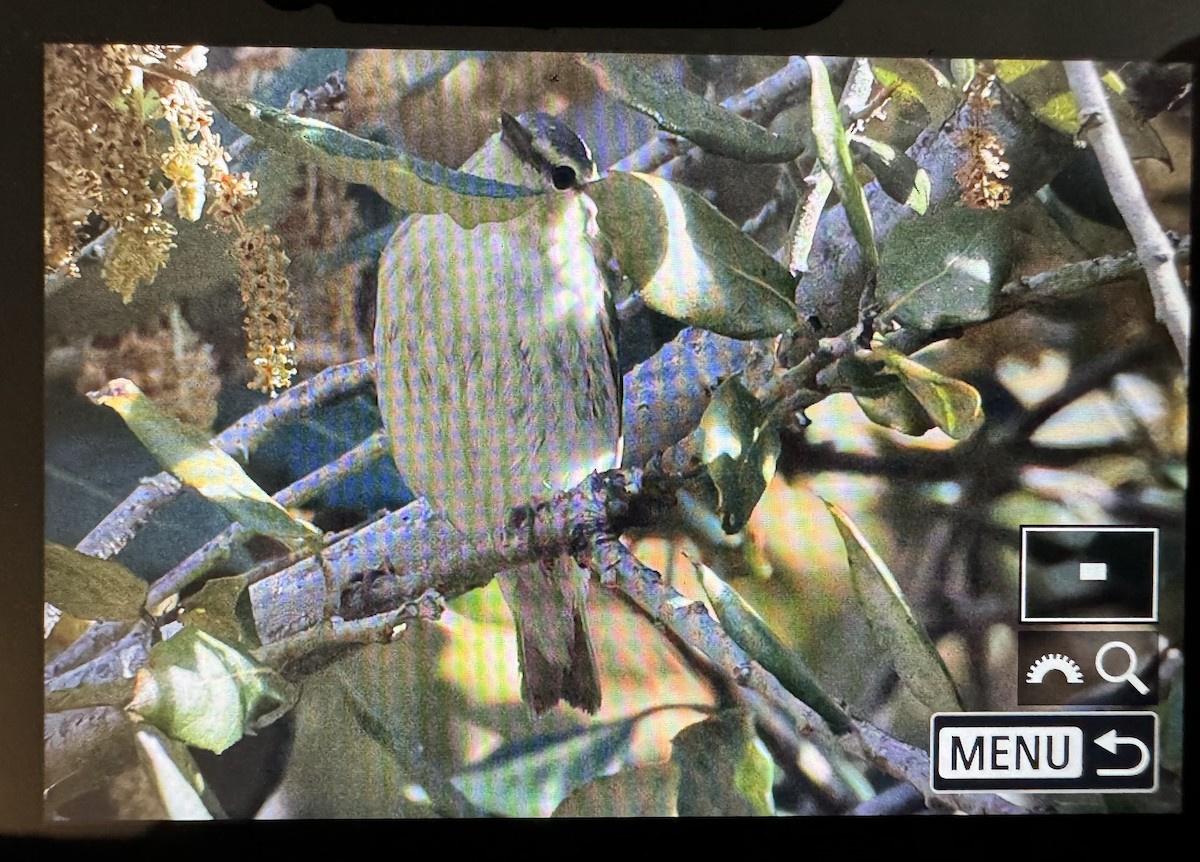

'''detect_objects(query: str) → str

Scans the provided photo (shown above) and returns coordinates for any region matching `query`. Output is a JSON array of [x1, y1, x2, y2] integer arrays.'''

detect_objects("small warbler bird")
[[374, 112, 621, 714]]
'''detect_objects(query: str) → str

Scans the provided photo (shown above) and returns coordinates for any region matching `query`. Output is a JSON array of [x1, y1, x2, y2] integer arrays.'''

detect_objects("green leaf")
[[853, 386, 936, 436], [181, 574, 260, 649], [699, 376, 781, 534], [878, 207, 1014, 331], [808, 56, 878, 269], [582, 54, 806, 164], [127, 626, 296, 754], [671, 708, 775, 816], [823, 501, 963, 719], [990, 490, 1079, 531], [698, 564, 852, 733], [874, 348, 985, 440], [993, 60, 1170, 163], [588, 171, 799, 339], [87, 379, 322, 550], [44, 541, 148, 622], [553, 762, 680, 817], [450, 715, 640, 817], [838, 355, 938, 436], [134, 727, 226, 819], [848, 134, 931, 214], [870, 59, 961, 151], [196, 84, 546, 229]]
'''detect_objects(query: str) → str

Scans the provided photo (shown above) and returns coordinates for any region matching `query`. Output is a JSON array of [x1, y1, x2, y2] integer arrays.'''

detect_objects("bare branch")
[[251, 468, 649, 644], [144, 427, 387, 608], [848, 782, 925, 816], [1064, 60, 1190, 378], [44, 621, 132, 683], [1000, 234, 1189, 307], [255, 589, 444, 669], [44, 621, 153, 695]]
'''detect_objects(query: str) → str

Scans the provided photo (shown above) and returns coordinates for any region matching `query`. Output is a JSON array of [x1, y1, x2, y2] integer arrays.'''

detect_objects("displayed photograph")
[[43, 47, 1188, 818]]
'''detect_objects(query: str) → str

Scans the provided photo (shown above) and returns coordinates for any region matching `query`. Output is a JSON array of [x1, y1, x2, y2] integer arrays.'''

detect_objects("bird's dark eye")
[[551, 165, 577, 190]]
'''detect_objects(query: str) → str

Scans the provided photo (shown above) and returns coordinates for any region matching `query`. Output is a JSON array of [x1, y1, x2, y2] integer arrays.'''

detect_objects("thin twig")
[[276, 430, 389, 509], [848, 81, 900, 125], [741, 193, 786, 239], [587, 536, 825, 734], [207, 358, 376, 460], [145, 526, 244, 612], [44, 621, 131, 682], [254, 590, 443, 669], [1064, 60, 1190, 378], [843, 720, 1029, 815], [44, 620, 153, 694], [1001, 235, 1189, 306], [73, 474, 185, 561]]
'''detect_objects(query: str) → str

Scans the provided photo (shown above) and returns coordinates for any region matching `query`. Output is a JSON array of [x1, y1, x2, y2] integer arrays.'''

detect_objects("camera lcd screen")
[[41, 45, 1188, 820]]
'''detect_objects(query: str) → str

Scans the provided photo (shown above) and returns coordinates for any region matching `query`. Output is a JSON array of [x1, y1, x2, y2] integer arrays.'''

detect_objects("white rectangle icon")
[[937, 726, 1084, 779], [1020, 526, 1159, 623]]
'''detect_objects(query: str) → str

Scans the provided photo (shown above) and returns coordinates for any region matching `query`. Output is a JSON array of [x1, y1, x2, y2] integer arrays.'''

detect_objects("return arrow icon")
[[1094, 729, 1150, 777]]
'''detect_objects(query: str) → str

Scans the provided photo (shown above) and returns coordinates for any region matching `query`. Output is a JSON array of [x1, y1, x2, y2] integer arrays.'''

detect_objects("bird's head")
[[498, 111, 600, 192]]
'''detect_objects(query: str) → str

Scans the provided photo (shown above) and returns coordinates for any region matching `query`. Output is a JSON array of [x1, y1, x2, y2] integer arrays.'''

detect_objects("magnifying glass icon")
[[1095, 641, 1150, 695]]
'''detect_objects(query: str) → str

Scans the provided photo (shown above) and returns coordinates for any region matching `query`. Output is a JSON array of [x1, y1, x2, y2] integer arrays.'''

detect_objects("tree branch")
[[251, 469, 651, 645], [55, 461, 1034, 815], [581, 535, 1028, 815], [1064, 60, 1191, 378]]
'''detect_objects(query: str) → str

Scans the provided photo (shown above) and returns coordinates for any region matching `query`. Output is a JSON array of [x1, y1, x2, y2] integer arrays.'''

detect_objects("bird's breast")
[[375, 189, 620, 533]]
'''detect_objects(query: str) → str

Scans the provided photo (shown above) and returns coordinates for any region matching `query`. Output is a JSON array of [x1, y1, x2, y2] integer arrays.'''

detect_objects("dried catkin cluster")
[[205, 159, 298, 396], [43, 44, 170, 291], [45, 43, 298, 395], [954, 75, 1013, 210], [43, 43, 221, 298], [233, 226, 298, 397]]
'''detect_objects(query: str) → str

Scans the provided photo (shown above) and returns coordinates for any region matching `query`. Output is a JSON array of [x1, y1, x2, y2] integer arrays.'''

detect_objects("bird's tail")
[[498, 555, 602, 715]]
